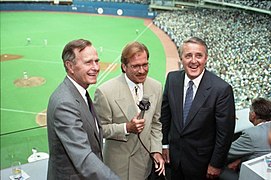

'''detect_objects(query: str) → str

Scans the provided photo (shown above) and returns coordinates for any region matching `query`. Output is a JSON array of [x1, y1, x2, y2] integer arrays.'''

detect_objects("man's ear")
[[121, 64, 126, 73], [250, 111, 257, 120], [65, 61, 74, 74]]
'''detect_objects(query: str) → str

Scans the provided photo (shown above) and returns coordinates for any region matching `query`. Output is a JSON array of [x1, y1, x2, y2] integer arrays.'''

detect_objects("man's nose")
[[191, 55, 197, 62], [91, 61, 99, 70]]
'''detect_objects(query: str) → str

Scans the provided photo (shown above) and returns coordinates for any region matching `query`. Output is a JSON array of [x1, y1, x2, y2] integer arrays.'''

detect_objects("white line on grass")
[[21, 59, 61, 64], [0, 108, 45, 115]]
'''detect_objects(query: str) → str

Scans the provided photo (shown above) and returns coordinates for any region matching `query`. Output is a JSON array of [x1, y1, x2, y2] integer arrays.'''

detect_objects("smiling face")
[[122, 51, 149, 84], [180, 41, 208, 80], [66, 45, 100, 89]]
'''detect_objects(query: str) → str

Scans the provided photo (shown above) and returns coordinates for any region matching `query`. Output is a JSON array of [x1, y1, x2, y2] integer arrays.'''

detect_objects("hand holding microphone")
[[127, 115, 145, 134], [126, 96, 150, 134]]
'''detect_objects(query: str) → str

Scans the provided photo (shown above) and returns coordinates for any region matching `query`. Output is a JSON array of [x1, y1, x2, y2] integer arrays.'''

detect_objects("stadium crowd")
[[153, 8, 271, 110], [75, 0, 271, 9], [222, 0, 271, 11]]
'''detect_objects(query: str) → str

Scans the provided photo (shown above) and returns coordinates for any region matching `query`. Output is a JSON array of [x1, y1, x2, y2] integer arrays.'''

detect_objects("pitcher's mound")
[[14, 77, 46, 87]]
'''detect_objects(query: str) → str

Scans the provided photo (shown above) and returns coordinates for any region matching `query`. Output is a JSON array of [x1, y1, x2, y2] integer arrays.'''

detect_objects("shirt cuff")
[[162, 145, 169, 149], [124, 123, 130, 135]]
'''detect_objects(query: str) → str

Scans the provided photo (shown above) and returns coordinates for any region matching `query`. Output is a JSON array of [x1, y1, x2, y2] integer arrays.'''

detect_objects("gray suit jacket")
[[94, 74, 163, 180], [228, 121, 271, 162], [47, 76, 119, 180]]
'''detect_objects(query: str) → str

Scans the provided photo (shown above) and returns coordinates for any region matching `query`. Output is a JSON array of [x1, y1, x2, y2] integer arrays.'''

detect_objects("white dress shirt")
[[67, 75, 99, 132], [123, 74, 143, 134]]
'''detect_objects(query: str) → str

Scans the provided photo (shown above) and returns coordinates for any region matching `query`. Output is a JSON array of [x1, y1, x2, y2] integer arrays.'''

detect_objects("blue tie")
[[183, 80, 194, 125]]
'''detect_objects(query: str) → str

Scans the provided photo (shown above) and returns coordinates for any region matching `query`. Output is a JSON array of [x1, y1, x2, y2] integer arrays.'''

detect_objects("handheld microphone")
[[137, 96, 151, 119]]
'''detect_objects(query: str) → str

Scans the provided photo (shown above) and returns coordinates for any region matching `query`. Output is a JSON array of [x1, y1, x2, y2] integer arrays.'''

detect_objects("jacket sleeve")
[[209, 84, 236, 168], [94, 88, 128, 141], [54, 100, 120, 179]]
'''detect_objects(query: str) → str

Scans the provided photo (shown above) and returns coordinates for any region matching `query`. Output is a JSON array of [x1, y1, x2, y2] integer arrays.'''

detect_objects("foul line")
[[0, 108, 45, 115], [0, 108, 47, 136]]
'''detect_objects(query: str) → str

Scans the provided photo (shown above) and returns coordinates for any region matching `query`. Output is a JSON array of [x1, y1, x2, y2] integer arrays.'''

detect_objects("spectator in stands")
[[161, 37, 236, 180], [223, 0, 271, 11], [228, 97, 271, 164], [220, 97, 271, 180]]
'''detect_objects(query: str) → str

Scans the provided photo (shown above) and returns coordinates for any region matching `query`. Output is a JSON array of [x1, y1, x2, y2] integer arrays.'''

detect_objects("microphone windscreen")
[[142, 96, 149, 103]]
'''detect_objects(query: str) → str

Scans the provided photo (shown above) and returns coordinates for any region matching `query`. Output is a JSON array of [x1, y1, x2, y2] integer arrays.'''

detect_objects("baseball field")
[[0, 11, 169, 169]]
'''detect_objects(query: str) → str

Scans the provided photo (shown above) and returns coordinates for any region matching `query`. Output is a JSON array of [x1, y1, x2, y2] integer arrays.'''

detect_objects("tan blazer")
[[94, 74, 163, 180]]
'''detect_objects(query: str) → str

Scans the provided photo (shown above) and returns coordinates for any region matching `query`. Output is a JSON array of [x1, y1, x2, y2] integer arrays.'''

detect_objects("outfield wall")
[[0, 1, 156, 18]]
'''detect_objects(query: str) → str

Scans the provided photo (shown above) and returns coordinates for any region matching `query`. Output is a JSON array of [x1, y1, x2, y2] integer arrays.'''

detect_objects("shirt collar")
[[257, 121, 269, 126], [184, 69, 205, 88], [67, 75, 87, 99], [124, 74, 143, 91]]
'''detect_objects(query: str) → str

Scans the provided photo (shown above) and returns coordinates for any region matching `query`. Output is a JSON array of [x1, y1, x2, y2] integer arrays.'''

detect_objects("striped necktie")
[[183, 80, 194, 125]]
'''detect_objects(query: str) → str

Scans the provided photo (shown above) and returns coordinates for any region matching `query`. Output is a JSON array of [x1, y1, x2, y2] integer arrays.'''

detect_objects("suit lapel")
[[115, 76, 155, 122], [64, 77, 101, 145], [142, 78, 154, 119], [182, 71, 212, 130], [115, 75, 138, 122], [173, 71, 185, 132], [113, 75, 141, 155]]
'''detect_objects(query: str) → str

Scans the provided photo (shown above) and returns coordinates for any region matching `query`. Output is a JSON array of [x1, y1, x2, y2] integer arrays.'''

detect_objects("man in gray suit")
[[46, 39, 119, 180], [226, 97, 271, 171], [94, 41, 165, 179]]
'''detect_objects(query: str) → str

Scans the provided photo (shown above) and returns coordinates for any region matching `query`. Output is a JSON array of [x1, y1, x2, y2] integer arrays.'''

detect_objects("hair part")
[[120, 41, 149, 73], [62, 39, 92, 72]]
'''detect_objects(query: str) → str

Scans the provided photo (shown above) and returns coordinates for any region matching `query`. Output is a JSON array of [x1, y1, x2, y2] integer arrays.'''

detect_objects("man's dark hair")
[[250, 97, 271, 121], [120, 41, 149, 73], [62, 39, 92, 72]]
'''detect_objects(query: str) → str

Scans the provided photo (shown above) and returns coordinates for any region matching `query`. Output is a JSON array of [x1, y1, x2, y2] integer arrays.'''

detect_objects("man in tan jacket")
[[94, 41, 165, 180]]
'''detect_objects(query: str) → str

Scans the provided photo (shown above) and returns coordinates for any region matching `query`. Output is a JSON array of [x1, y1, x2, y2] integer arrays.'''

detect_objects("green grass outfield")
[[0, 11, 166, 169]]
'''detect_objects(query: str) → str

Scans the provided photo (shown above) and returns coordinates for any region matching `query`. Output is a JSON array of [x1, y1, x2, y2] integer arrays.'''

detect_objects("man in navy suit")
[[161, 37, 236, 179]]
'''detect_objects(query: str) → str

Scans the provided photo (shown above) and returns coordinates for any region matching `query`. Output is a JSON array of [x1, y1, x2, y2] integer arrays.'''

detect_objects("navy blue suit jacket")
[[161, 70, 236, 178]]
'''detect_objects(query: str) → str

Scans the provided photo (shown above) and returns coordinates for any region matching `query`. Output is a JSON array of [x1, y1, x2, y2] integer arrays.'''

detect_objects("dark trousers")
[[170, 163, 220, 180], [148, 163, 171, 180]]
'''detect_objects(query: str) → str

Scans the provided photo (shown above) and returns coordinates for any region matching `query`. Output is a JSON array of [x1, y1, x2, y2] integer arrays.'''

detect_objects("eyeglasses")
[[128, 63, 150, 71]]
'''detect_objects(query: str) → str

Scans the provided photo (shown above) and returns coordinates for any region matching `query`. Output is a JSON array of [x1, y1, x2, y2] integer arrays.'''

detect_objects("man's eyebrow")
[[87, 58, 100, 62]]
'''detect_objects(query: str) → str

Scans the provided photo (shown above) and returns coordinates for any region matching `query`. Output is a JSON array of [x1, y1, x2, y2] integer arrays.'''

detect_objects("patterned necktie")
[[183, 80, 194, 125], [134, 86, 141, 112], [85, 91, 99, 132], [134, 86, 139, 104]]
